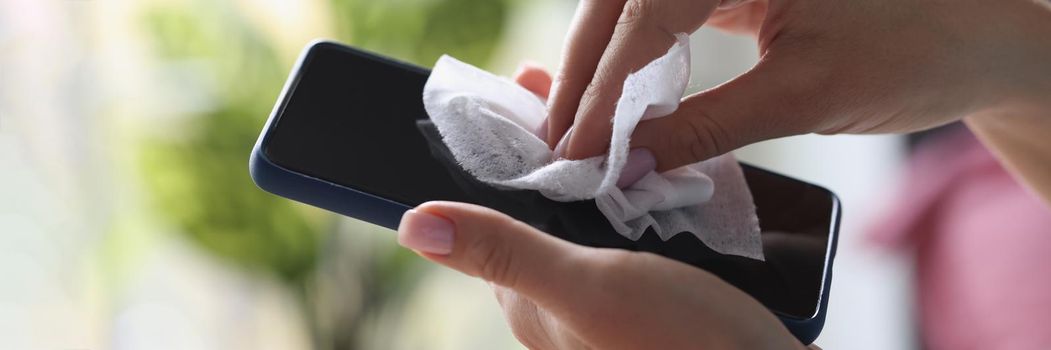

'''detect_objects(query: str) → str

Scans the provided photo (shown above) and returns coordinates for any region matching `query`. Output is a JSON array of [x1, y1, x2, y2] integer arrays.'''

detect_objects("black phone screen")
[[263, 42, 836, 320]]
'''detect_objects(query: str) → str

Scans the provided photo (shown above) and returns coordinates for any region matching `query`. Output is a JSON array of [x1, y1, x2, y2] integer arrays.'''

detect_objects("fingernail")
[[535, 117, 549, 140], [398, 209, 455, 255], [553, 126, 574, 160], [617, 148, 657, 188]]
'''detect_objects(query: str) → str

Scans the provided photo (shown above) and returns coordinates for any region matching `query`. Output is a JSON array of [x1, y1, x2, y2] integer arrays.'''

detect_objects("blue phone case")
[[250, 40, 840, 345]]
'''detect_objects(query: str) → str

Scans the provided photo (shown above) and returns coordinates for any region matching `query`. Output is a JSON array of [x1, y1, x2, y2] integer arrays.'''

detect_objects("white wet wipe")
[[422, 34, 764, 260]]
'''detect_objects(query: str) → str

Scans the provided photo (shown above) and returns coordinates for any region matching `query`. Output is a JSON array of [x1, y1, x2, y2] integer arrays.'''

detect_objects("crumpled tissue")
[[422, 33, 764, 260]]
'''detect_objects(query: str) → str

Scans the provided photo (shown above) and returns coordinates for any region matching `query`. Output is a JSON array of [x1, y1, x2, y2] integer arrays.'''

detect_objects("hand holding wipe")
[[251, 39, 842, 346], [423, 33, 763, 260]]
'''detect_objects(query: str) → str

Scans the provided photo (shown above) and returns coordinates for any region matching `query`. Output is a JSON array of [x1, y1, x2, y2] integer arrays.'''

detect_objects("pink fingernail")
[[617, 148, 657, 188], [397, 209, 455, 255], [535, 117, 549, 140]]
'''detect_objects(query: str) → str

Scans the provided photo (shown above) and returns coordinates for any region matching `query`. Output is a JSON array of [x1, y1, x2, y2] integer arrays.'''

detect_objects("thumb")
[[631, 55, 822, 171], [397, 201, 594, 307]]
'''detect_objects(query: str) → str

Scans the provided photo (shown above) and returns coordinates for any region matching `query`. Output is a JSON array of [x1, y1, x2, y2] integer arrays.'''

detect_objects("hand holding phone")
[[400, 200, 810, 350], [249, 41, 840, 344]]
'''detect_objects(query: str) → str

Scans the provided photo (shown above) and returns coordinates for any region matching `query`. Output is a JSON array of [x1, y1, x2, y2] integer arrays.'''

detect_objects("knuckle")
[[680, 110, 732, 162], [579, 78, 603, 110], [467, 221, 520, 287], [552, 68, 581, 90], [619, 0, 660, 27], [619, 0, 698, 37]]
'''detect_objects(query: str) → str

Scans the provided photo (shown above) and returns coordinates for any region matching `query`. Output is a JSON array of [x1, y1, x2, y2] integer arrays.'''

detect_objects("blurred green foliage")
[[140, 1, 323, 285], [137, 0, 514, 347], [331, 0, 509, 66]]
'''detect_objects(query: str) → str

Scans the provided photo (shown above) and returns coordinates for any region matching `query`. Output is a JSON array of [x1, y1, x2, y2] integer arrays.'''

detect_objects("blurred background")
[[0, 0, 919, 349]]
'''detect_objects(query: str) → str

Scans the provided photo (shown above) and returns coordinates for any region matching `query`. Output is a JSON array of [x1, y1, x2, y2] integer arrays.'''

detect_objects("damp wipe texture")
[[422, 34, 764, 260]]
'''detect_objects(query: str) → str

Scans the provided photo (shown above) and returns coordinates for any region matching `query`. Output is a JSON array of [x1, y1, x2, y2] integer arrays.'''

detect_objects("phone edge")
[[249, 39, 411, 230]]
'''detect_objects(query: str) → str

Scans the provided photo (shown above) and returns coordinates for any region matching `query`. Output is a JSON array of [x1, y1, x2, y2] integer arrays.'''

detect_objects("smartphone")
[[249, 40, 840, 344]]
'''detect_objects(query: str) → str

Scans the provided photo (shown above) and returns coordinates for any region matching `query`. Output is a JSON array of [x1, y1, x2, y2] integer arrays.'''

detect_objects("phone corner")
[[248, 143, 277, 194]]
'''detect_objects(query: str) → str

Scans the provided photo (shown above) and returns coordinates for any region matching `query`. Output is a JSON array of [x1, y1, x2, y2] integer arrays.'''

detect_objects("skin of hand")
[[545, 0, 1051, 203], [397, 2, 1051, 346], [393, 68, 819, 350], [397, 201, 808, 350]]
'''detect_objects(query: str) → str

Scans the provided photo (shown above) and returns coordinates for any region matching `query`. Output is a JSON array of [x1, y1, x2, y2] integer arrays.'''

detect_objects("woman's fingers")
[[631, 52, 821, 170], [397, 201, 596, 310], [562, 0, 722, 160], [544, 0, 768, 159], [398, 202, 803, 349], [514, 64, 555, 140], [545, 0, 628, 148], [513, 63, 553, 99]]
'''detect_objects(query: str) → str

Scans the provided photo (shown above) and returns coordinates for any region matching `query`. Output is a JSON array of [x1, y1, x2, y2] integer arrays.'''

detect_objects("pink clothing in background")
[[870, 128, 1051, 350]]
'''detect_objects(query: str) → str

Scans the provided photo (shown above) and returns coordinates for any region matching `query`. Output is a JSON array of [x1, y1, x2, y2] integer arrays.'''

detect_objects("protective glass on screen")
[[263, 43, 833, 319]]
